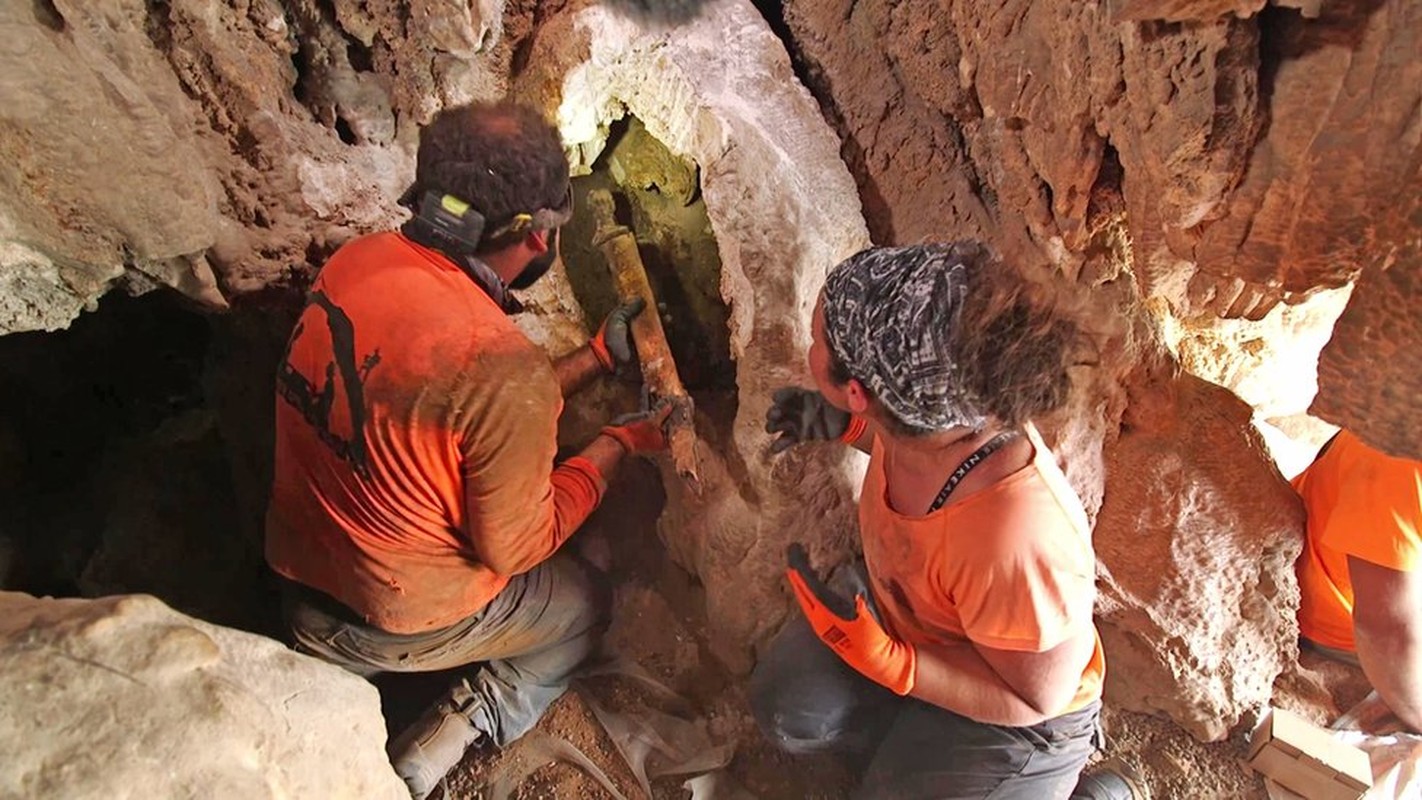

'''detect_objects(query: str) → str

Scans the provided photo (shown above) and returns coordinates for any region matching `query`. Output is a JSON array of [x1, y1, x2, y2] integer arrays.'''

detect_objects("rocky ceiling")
[[773, 0, 1420, 457], [2, 0, 1415, 452]]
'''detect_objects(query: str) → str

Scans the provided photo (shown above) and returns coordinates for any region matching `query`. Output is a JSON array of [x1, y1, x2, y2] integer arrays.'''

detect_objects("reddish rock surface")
[[1313, 246, 1422, 459], [776, 0, 1419, 735], [0, 0, 541, 332], [780, 0, 1418, 320], [1094, 369, 1305, 741]]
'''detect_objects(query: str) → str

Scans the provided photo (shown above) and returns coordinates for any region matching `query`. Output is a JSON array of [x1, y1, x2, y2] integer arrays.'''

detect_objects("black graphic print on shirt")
[[277, 290, 382, 478]]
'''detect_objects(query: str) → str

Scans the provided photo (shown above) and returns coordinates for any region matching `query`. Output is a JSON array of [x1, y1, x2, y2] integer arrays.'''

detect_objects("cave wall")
[[774, 0, 1422, 465], [513, 0, 873, 673], [0, 0, 532, 333], [1313, 239, 1422, 459], [776, 0, 1419, 315], [773, 0, 1419, 738]]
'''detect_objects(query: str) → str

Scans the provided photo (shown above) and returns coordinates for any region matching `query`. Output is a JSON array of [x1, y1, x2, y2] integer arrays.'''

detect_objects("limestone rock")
[[121, 0, 413, 296], [1313, 249, 1422, 460], [1094, 371, 1305, 741], [324, 0, 511, 120], [1162, 284, 1353, 421], [0, 0, 223, 332], [778, 0, 994, 247], [0, 591, 406, 799], [1112, 1, 1326, 22], [1186, 1, 1421, 310], [779, 0, 1419, 325], [522, 0, 872, 672], [0, 0, 553, 334]]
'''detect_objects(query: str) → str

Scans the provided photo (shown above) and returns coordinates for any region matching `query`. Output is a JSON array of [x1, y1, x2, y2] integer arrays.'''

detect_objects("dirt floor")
[[1098, 647, 1374, 800], [374, 458, 852, 800], [423, 649, 1375, 800], [367, 451, 1377, 800]]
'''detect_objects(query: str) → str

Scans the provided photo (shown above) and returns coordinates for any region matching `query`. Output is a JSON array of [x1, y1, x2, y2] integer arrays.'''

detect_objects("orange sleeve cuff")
[[599, 426, 636, 454], [550, 455, 607, 526], [839, 415, 869, 444], [588, 336, 615, 373]]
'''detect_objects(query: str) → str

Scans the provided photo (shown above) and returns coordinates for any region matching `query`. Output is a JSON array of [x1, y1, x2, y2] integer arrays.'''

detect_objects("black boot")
[[1072, 757, 1151, 800]]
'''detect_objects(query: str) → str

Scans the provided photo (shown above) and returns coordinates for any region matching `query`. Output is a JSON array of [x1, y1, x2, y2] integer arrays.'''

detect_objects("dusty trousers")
[[751, 573, 1101, 799], [280, 553, 608, 747]]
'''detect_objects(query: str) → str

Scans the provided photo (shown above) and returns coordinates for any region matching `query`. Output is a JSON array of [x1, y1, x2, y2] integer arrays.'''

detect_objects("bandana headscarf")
[[821, 244, 987, 431]]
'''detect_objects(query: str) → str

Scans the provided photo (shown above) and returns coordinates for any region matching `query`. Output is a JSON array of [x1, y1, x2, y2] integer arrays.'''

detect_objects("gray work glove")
[[786, 543, 857, 620], [765, 387, 851, 453], [591, 297, 646, 373]]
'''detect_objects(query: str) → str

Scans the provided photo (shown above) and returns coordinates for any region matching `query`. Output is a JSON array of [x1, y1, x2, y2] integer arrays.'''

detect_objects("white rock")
[[538, 0, 873, 671], [0, 1, 220, 334], [0, 592, 407, 800]]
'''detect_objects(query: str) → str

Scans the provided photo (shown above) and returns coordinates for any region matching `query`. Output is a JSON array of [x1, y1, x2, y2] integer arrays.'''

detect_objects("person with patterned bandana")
[[755, 243, 1144, 799]]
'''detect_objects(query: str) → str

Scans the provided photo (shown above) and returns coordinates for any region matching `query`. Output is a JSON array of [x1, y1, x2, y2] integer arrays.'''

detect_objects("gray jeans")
[[751, 574, 1101, 799], [281, 553, 608, 747]]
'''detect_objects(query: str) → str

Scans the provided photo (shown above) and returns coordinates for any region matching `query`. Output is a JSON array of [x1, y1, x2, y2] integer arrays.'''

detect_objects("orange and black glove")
[[601, 401, 673, 454], [785, 543, 917, 696], [590, 298, 646, 373], [766, 387, 866, 453]]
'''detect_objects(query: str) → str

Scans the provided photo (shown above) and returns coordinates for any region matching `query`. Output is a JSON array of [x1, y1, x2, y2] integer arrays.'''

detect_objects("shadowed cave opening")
[[0, 290, 274, 632]]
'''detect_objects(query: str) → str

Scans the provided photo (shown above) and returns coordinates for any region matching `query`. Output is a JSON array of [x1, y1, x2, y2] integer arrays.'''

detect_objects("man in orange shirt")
[[755, 243, 1119, 799], [265, 101, 668, 798], [1292, 427, 1422, 732]]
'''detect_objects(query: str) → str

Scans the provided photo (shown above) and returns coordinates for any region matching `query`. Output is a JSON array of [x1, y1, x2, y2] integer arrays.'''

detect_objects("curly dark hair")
[[410, 101, 569, 253], [949, 242, 1082, 427]]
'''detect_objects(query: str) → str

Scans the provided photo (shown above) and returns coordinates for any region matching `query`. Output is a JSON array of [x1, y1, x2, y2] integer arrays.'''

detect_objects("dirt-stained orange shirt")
[[1293, 429, 1422, 651], [266, 232, 604, 634], [859, 424, 1105, 716]]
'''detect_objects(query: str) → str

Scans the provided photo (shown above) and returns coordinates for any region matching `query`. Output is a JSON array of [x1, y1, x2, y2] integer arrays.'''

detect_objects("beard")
[[509, 228, 559, 290]]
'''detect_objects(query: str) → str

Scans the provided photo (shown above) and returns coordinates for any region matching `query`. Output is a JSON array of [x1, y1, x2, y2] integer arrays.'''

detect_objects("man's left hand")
[[785, 543, 917, 696], [591, 298, 646, 373]]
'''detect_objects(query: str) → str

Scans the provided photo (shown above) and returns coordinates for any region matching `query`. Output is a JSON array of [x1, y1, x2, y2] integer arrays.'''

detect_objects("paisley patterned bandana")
[[821, 244, 987, 431]]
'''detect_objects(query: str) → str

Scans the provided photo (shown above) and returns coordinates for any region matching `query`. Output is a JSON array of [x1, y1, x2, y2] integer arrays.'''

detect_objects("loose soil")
[[376, 456, 1372, 799], [376, 458, 853, 800]]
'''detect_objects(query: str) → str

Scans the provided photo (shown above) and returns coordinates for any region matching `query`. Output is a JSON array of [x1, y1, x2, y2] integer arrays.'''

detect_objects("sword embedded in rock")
[[588, 188, 702, 490]]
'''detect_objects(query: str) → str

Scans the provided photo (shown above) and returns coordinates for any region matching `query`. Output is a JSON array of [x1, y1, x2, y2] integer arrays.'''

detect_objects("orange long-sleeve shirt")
[[266, 232, 604, 634]]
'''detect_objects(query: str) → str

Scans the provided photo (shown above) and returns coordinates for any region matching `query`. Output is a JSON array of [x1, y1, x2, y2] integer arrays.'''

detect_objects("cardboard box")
[[1247, 707, 1373, 800]]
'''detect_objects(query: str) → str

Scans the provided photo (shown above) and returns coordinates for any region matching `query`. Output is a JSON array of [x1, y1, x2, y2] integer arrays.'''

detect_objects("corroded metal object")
[[588, 189, 702, 489]]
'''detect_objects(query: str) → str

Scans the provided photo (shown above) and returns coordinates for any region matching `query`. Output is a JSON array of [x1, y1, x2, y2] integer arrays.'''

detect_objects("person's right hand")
[[766, 387, 851, 453], [602, 402, 674, 454]]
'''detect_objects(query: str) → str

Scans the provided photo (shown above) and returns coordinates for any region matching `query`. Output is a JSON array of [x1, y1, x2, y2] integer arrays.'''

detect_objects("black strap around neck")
[[401, 223, 520, 313], [927, 430, 1021, 513]]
